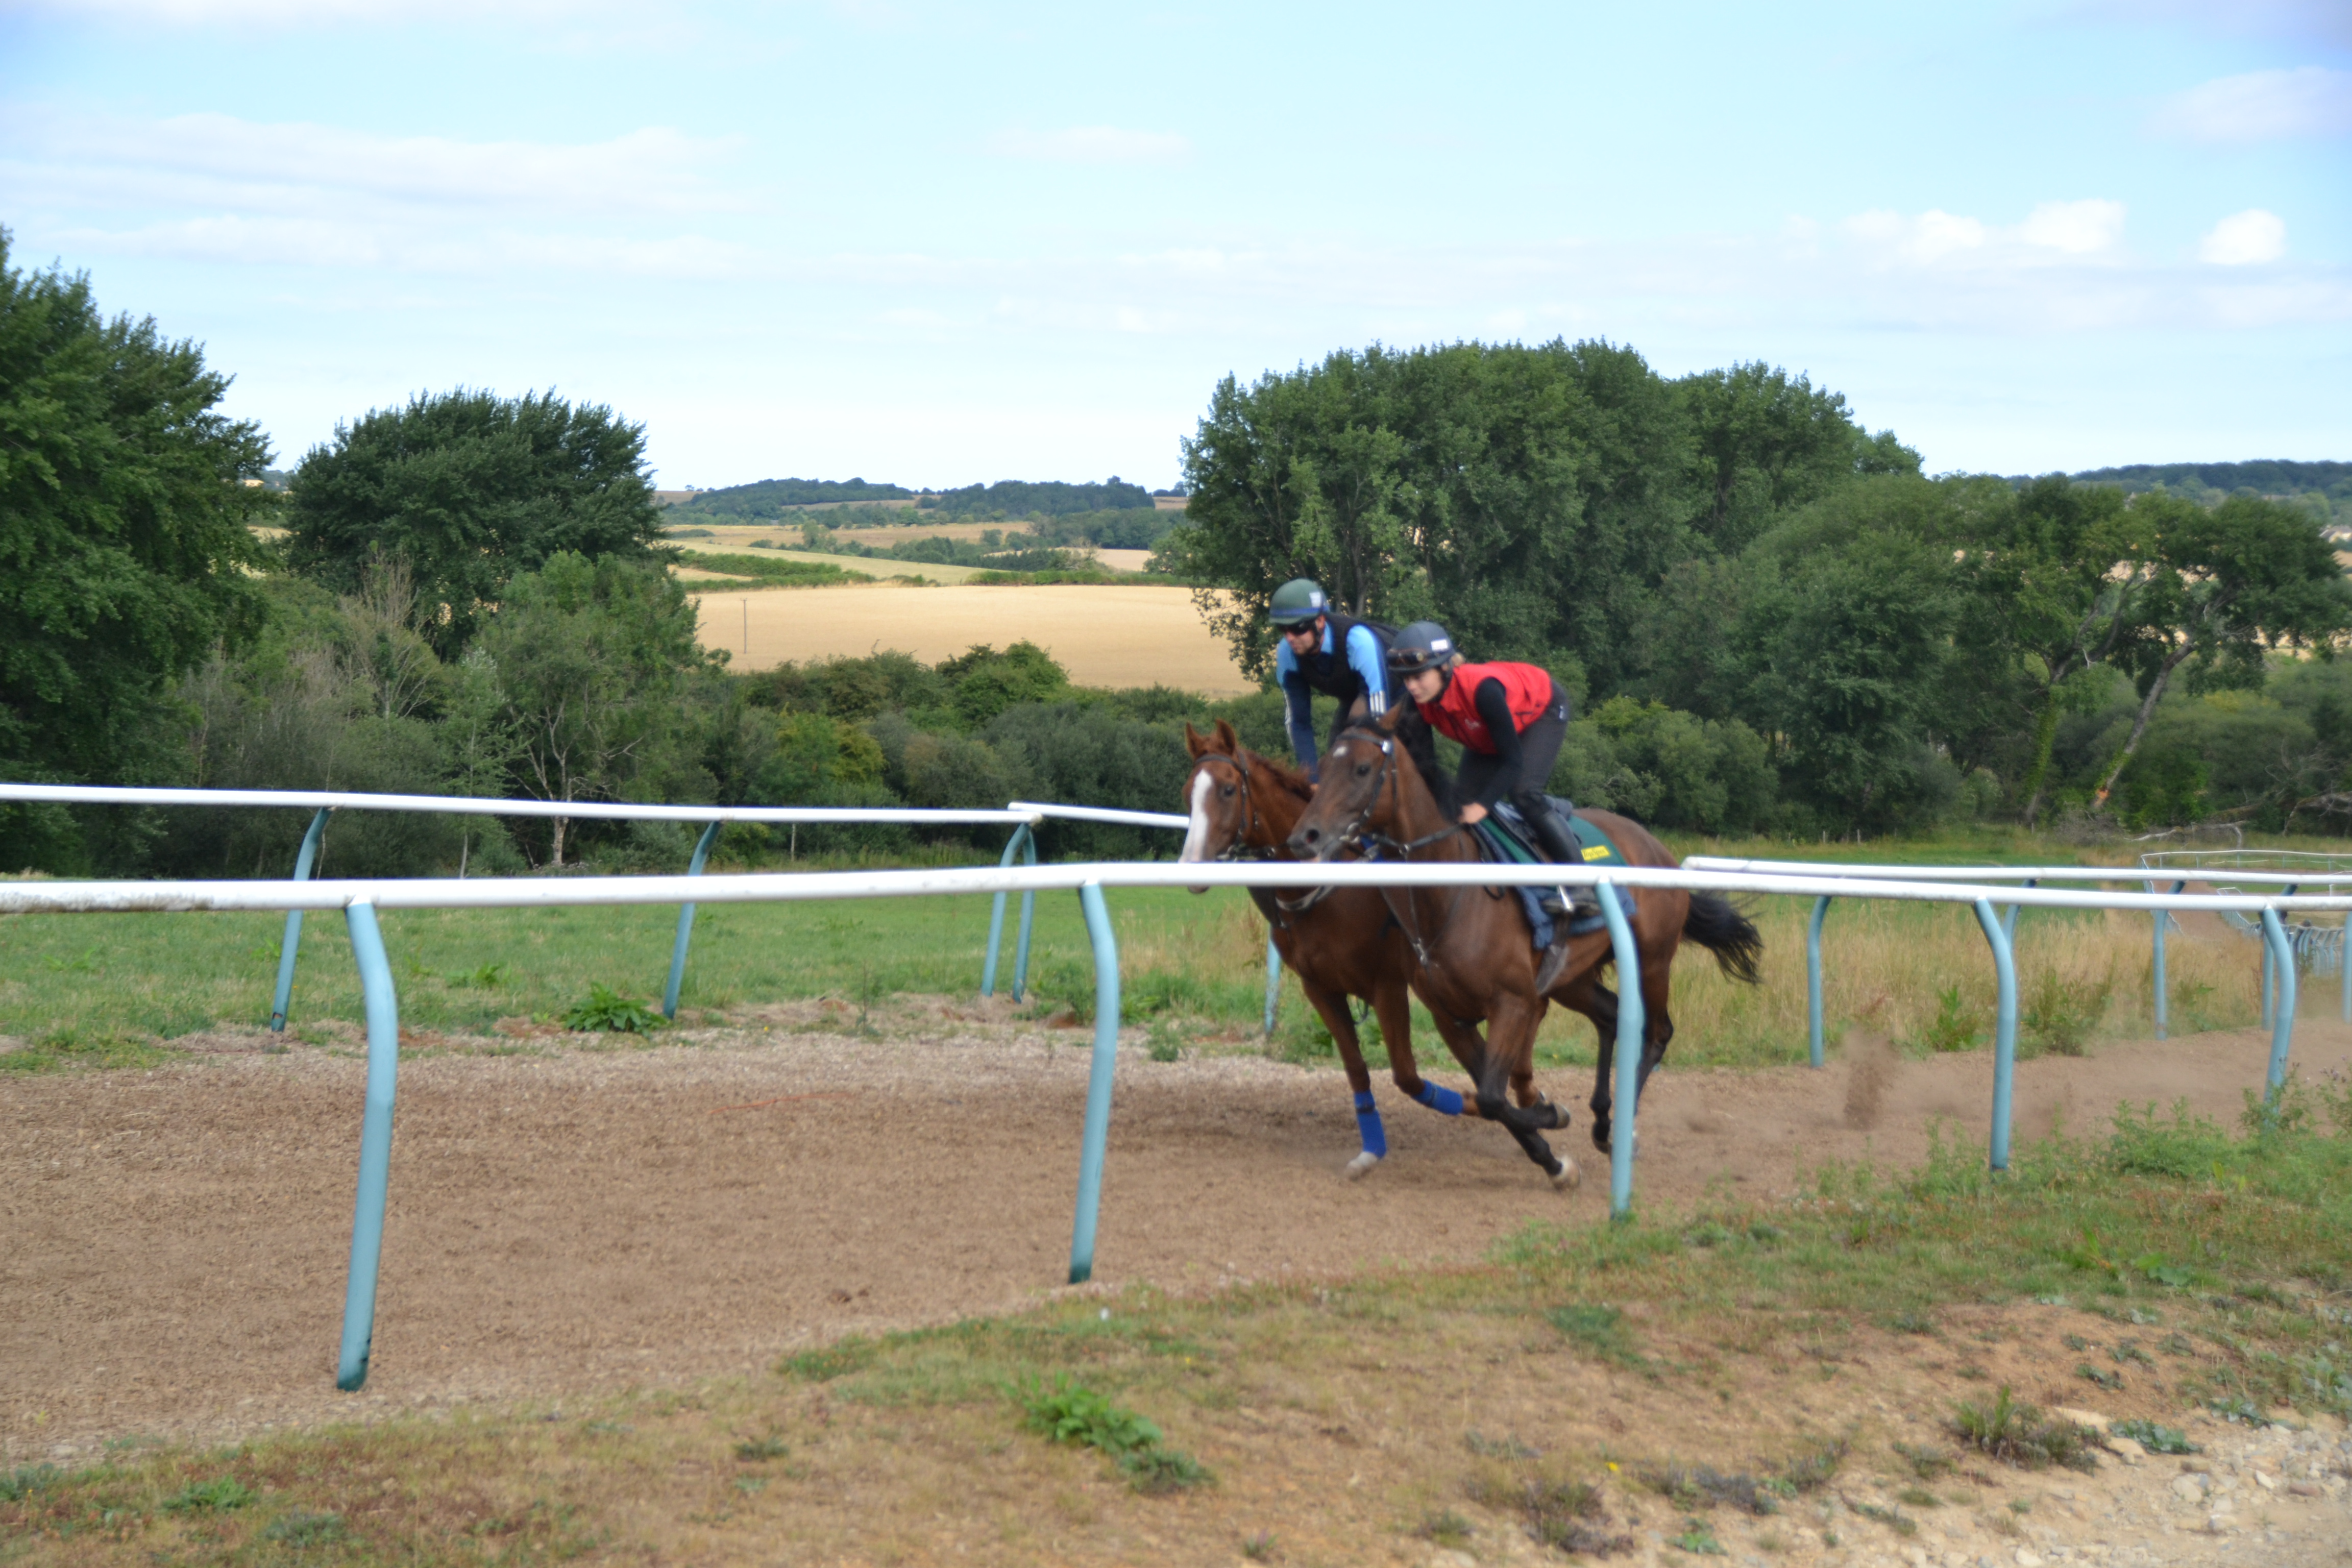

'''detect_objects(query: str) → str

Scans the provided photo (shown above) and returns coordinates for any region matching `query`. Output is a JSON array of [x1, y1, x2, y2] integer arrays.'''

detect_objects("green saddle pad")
[[1564, 810, 1628, 868]]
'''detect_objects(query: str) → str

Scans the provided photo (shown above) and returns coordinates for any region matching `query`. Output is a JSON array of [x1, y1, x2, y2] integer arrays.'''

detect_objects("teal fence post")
[[2260, 908, 2298, 1109], [2153, 880, 2185, 1039], [1805, 895, 1831, 1068], [1068, 881, 1120, 1284], [1974, 897, 2018, 1172], [660, 820, 724, 1020], [269, 807, 331, 1031], [1599, 876, 1645, 1219], [981, 824, 1037, 999], [2341, 913, 2349, 1025], [2263, 942, 2275, 1031], [2002, 878, 2036, 944], [1263, 939, 1282, 1037], [337, 899, 401, 1391]]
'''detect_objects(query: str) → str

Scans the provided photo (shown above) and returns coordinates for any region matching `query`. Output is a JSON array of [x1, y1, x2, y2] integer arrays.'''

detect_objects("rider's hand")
[[1458, 802, 1487, 825]]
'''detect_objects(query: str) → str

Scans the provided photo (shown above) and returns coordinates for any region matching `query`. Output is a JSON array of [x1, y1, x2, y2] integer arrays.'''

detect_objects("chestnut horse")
[[1287, 707, 1763, 1183], [1178, 721, 1480, 1178]]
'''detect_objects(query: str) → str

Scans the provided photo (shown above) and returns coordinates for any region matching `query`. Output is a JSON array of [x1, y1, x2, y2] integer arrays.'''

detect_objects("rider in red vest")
[[1387, 620, 1597, 920]]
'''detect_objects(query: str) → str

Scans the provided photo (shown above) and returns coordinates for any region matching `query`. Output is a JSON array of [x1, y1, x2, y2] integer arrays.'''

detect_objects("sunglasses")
[[1279, 621, 1318, 635]]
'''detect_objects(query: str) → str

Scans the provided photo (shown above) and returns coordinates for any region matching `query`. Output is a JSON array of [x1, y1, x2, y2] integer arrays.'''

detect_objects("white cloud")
[[0, 0, 611, 22], [7, 111, 746, 218], [984, 127, 1191, 165], [2017, 199, 2129, 254], [2156, 66, 2352, 142], [2199, 208, 2288, 264], [1842, 199, 2126, 268]]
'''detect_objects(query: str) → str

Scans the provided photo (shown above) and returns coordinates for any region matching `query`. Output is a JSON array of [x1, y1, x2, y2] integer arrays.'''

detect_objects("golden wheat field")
[[690, 582, 1251, 692]]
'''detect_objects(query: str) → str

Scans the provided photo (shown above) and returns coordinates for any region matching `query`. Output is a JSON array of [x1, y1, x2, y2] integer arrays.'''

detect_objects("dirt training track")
[[5, 1007, 2346, 1462]]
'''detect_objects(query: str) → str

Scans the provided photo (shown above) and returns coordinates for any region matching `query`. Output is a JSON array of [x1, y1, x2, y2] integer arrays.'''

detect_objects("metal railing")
[[1688, 854, 2352, 1056], [5, 856, 2346, 1393], [0, 782, 1203, 1030]]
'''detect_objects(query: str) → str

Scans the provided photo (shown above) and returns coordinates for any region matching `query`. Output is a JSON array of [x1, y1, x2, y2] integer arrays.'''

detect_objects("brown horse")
[[1178, 720, 1481, 1178], [1286, 707, 1763, 1181]]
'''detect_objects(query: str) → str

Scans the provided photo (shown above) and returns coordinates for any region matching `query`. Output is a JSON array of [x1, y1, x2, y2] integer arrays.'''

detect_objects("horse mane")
[[1336, 702, 1461, 817], [1240, 747, 1314, 801]]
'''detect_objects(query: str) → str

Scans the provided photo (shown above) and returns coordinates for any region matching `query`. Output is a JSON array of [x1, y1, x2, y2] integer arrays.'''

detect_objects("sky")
[[2, 0, 2346, 489]]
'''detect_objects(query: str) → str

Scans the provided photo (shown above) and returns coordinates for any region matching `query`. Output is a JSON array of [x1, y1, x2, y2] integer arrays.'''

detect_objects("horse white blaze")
[[1179, 770, 1215, 891]]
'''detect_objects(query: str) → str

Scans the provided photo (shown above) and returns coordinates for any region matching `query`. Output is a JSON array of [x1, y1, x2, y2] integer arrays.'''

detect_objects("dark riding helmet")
[[1268, 577, 1329, 626], [1385, 620, 1457, 674]]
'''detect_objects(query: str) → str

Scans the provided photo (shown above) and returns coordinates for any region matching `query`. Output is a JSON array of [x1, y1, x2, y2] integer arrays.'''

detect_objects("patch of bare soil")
[[4, 1006, 2347, 1497]]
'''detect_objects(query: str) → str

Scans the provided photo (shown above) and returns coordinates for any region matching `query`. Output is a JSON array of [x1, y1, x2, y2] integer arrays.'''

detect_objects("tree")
[[2088, 493, 2351, 807], [1735, 480, 1964, 827], [1677, 363, 1908, 555], [479, 552, 718, 865], [0, 230, 271, 803], [1947, 476, 2143, 825], [284, 388, 668, 654]]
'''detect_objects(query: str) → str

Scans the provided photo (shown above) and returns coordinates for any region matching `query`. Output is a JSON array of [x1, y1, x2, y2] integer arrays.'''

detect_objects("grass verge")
[[8, 1096, 2350, 1563]]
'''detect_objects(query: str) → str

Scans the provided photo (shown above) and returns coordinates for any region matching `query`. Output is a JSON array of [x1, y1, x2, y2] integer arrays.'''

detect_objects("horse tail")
[[1683, 892, 1764, 986]]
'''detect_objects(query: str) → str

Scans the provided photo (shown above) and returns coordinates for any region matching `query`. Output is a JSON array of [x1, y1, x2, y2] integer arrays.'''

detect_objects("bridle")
[[1310, 727, 1468, 967], [1186, 751, 1281, 864]]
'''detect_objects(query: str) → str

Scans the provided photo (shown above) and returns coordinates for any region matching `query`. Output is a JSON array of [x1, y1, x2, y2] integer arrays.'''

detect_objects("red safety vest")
[[1423, 661, 1556, 755]]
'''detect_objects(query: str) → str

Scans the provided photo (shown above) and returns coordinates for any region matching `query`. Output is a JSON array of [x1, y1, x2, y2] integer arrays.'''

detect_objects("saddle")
[[1469, 800, 1635, 950]]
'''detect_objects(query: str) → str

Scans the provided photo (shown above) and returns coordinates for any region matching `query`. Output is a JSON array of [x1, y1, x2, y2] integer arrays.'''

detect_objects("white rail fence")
[[9, 785, 2345, 1394]]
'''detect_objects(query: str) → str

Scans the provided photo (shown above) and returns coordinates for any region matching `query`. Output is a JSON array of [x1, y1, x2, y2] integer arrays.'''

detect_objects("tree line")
[[7, 229, 2349, 875], [1166, 341, 2352, 835]]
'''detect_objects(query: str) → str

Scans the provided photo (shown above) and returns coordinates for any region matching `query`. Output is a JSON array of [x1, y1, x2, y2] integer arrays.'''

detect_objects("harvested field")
[[690, 582, 1248, 691], [5, 1009, 2343, 1460], [676, 544, 995, 583]]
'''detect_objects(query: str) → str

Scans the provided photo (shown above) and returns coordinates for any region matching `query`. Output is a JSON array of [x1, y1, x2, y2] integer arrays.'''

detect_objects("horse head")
[[1286, 705, 1409, 862], [1180, 719, 1257, 890]]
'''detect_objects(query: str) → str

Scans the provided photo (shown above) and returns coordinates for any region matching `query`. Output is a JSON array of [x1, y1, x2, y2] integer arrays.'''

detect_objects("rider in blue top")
[[1268, 577, 1399, 781]]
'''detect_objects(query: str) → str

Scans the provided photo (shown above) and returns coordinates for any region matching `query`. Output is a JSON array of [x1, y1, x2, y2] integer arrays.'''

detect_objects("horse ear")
[[1379, 701, 1407, 734], [1183, 721, 1208, 756], [1213, 718, 1238, 752]]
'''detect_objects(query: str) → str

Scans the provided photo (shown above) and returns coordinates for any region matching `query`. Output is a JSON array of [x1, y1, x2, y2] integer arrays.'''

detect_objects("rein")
[[1315, 728, 1468, 969]]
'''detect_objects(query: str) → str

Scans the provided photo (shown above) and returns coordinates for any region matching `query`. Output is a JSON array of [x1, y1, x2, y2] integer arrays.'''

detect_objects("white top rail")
[[9, 861, 2352, 916], [1009, 801, 1191, 831], [0, 783, 1041, 828], [1682, 855, 2352, 889]]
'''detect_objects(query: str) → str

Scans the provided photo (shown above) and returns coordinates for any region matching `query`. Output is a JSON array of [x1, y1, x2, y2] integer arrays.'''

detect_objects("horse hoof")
[[1551, 1156, 1581, 1191], [1344, 1151, 1382, 1181]]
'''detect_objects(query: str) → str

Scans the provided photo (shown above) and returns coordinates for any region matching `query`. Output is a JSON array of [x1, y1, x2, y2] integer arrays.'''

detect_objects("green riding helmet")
[[1385, 620, 1457, 674], [1269, 578, 1330, 626]]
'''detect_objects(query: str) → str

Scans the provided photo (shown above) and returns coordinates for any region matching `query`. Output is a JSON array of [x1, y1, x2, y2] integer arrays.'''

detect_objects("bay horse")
[[1178, 720, 1487, 1179], [1286, 706, 1763, 1183]]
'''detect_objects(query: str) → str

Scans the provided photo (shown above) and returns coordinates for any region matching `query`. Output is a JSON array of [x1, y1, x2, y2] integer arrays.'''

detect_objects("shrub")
[[1950, 1387, 2095, 1471], [560, 984, 665, 1033]]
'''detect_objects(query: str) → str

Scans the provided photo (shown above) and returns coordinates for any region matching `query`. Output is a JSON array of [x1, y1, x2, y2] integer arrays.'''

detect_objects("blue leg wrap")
[[1353, 1090, 1387, 1158], [1414, 1081, 1465, 1116]]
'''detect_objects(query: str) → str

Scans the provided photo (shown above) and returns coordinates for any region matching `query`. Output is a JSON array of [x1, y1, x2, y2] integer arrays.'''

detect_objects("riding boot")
[[1527, 805, 1602, 923]]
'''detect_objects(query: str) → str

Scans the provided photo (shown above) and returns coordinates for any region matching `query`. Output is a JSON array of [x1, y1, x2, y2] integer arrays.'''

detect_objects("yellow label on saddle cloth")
[[1582, 845, 1611, 862]]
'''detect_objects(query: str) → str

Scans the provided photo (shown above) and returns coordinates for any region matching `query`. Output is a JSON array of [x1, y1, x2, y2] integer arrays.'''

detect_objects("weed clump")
[[1521, 1478, 1633, 1557], [2021, 967, 2111, 1058], [561, 984, 666, 1033], [1547, 1303, 1648, 1370], [780, 1336, 877, 1382], [162, 1476, 255, 1512], [0, 1464, 61, 1502], [1638, 1460, 1786, 1515], [260, 1510, 345, 1546], [1950, 1386, 2095, 1471], [1019, 1376, 1210, 1495], [2112, 1418, 2197, 1454]]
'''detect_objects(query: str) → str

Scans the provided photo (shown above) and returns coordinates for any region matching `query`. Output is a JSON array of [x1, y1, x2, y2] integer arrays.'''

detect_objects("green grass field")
[[0, 827, 2285, 1064]]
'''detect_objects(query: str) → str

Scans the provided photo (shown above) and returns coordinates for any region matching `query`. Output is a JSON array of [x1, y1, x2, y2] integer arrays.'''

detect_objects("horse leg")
[[1632, 952, 1678, 1113], [1571, 981, 1623, 1153], [1473, 993, 1578, 1190], [1371, 976, 1462, 1121], [1300, 978, 1385, 1179]]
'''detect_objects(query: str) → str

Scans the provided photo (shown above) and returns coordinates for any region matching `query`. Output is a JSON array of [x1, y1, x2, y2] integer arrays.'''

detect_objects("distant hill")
[[923, 478, 1155, 518], [675, 477, 915, 520], [2060, 460, 2351, 499]]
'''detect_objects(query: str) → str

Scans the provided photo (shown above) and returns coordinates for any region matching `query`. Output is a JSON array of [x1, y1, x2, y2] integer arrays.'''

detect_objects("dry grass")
[[688, 583, 1250, 691]]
